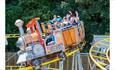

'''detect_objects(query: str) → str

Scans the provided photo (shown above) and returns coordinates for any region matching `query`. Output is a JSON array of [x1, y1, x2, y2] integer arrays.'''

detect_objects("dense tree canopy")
[[6, 0, 109, 52]]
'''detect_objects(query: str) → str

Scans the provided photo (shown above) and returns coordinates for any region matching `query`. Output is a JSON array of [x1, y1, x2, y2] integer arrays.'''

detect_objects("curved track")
[[89, 38, 110, 70]]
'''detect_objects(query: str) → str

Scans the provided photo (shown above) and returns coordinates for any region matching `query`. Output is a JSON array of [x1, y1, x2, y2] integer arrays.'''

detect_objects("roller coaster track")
[[89, 38, 110, 70], [106, 47, 110, 63], [6, 34, 19, 38]]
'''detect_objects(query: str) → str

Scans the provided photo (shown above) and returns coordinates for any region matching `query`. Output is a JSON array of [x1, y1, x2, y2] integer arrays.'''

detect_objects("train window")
[[45, 35, 55, 46]]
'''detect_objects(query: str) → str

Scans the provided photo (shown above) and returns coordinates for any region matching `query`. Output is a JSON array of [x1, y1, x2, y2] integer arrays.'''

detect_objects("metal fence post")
[[75, 52, 78, 70], [59, 60, 63, 70], [77, 51, 83, 70], [72, 54, 75, 70]]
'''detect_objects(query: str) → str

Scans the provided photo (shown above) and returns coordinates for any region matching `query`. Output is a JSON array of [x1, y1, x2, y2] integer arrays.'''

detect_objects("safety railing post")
[[88, 56, 95, 70], [77, 51, 83, 70], [67, 57, 69, 70], [47, 64, 50, 70], [10, 66, 12, 70], [72, 54, 75, 70], [59, 60, 63, 70], [75, 52, 78, 70]]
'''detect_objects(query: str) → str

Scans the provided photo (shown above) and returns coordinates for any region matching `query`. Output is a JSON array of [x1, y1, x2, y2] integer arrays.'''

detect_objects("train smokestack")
[[15, 19, 24, 36]]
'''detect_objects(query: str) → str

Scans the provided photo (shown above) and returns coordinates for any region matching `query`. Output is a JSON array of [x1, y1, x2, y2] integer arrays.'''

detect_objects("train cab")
[[44, 29, 65, 55]]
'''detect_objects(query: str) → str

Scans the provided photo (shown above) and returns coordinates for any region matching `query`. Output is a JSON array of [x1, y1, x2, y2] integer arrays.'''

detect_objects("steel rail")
[[89, 38, 109, 70]]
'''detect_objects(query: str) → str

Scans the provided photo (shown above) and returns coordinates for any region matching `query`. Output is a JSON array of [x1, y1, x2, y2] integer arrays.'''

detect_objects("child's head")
[[54, 15, 56, 18]]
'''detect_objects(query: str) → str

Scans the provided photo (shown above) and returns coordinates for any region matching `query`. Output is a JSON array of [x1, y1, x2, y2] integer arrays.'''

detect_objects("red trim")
[[26, 18, 44, 47]]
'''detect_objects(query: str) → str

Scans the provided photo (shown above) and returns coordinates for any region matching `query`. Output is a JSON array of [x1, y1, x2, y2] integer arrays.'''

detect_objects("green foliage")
[[6, 0, 109, 52]]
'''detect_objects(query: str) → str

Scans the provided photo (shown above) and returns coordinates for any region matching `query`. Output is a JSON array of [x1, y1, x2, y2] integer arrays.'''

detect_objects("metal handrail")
[[6, 34, 19, 38]]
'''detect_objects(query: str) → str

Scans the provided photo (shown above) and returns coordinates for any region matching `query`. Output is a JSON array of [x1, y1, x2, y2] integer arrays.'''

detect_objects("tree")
[[6, 0, 109, 52]]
